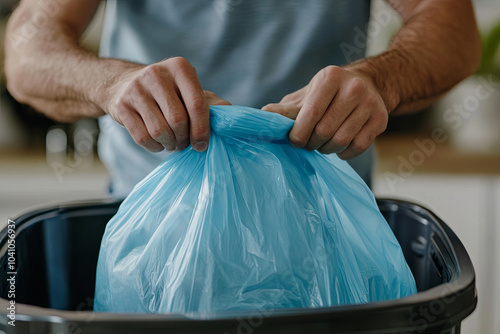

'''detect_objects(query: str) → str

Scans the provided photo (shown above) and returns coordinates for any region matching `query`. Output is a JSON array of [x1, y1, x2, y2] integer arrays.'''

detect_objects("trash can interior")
[[0, 199, 454, 310], [0, 199, 476, 334]]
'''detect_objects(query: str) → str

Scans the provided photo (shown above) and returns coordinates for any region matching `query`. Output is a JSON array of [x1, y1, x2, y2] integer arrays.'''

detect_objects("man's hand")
[[104, 57, 230, 153], [262, 66, 388, 160], [5, 0, 232, 154]]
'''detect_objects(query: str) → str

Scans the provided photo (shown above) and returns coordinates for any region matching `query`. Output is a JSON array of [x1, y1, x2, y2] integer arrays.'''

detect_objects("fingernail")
[[193, 141, 208, 152]]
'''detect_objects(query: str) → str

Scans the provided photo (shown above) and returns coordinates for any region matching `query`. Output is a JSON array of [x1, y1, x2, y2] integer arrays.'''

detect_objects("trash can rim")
[[0, 198, 477, 332]]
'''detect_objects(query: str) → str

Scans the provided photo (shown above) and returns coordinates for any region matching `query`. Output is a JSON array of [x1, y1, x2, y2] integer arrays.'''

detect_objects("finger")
[[127, 88, 176, 150], [279, 87, 307, 104], [120, 108, 164, 152], [305, 119, 335, 151], [165, 96, 190, 151], [308, 103, 369, 152], [336, 142, 365, 160], [317, 105, 369, 154], [304, 102, 350, 151], [205, 91, 232, 106], [172, 59, 210, 151], [261, 86, 306, 117], [337, 108, 388, 160], [306, 81, 371, 152], [289, 77, 339, 148], [210, 99, 232, 106], [140, 104, 176, 151], [207, 96, 231, 106], [261, 103, 300, 119], [147, 81, 189, 151], [337, 122, 376, 160]]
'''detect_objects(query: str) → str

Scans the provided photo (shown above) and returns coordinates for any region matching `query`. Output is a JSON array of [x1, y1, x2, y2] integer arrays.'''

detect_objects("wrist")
[[343, 57, 401, 114], [89, 59, 143, 114]]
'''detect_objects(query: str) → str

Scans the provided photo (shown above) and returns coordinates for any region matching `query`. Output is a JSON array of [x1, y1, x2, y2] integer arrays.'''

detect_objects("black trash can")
[[0, 199, 476, 334]]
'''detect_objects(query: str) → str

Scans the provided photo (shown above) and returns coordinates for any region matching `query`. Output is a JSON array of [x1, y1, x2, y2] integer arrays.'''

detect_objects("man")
[[5, 0, 480, 198]]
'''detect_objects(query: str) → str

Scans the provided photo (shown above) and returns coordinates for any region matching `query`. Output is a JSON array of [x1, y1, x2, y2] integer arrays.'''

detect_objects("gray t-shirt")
[[98, 0, 374, 198]]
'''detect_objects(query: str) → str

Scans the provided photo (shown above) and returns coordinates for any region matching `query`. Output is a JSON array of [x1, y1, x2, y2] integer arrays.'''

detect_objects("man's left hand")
[[262, 66, 389, 160]]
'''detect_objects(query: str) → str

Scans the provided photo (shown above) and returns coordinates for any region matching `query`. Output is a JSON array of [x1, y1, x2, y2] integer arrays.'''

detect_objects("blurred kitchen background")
[[0, 0, 499, 333]]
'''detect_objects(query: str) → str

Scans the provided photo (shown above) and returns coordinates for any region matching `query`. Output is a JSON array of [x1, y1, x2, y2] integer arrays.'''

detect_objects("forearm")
[[5, 10, 140, 122], [346, 0, 481, 115]]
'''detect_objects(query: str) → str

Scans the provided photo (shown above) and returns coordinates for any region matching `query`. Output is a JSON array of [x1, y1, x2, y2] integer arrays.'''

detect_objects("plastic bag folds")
[[94, 105, 417, 316]]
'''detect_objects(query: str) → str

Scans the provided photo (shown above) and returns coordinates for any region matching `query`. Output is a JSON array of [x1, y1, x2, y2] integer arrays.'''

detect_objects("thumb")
[[204, 91, 232, 106], [261, 103, 300, 120], [211, 99, 232, 106]]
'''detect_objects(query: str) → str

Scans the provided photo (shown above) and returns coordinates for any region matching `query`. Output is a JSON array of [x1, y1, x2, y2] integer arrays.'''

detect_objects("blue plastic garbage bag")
[[94, 105, 417, 315]]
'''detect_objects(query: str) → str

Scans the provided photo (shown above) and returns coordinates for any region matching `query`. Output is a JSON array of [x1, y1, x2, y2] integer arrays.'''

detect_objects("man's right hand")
[[104, 57, 230, 152], [6, 1, 229, 153]]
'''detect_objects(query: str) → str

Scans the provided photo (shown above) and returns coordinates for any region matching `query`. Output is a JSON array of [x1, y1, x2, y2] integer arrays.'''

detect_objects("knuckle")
[[190, 96, 207, 113], [372, 108, 389, 133], [193, 122, 210, 136], [163, 136, 176, 150], [190, 121, 210, 140], [169, 56, 190, 67], [303, 101, 324, 118], [380, 122, 388, 133], [169, 57, 193, 75], [332, 133, 351, 148], [378, 106, 389, 121], [323, 65, 342, 78], [120, 80, 142, 98], [378, 117, 388, 133], [169, 112, 188, 128], [142, 65, 162, 81], [150, 124, 168, 140], [347, 77, 367, 96], [135, 133, 151, 147], [364, 94, 378, 108], [314, 122, 332, 141], [109, 97, 128, 112], [352, 138, 371, 152]]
